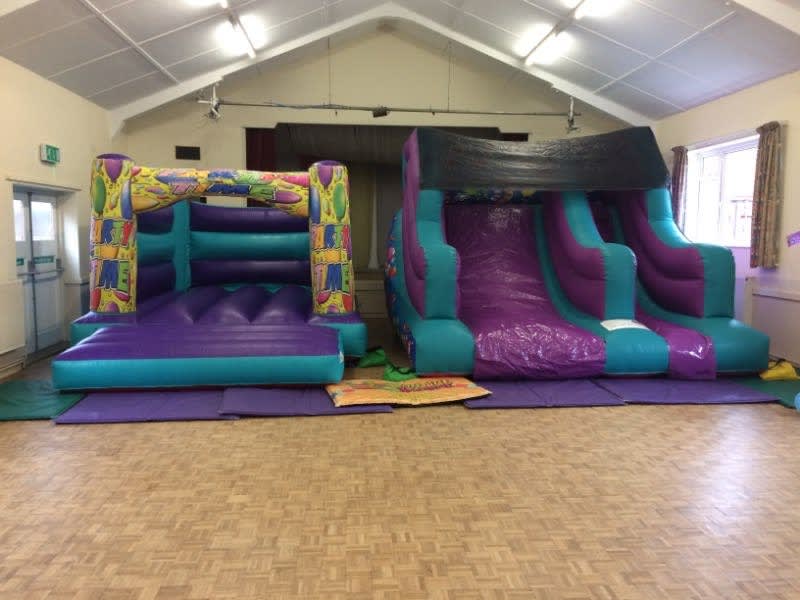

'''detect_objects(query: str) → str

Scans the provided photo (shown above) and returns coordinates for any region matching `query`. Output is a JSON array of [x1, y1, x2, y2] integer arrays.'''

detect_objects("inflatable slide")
[[53, 155, 366, 390], [385, 127, 768, 379]]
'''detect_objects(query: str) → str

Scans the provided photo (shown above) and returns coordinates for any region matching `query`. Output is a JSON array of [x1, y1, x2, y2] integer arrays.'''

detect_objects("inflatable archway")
[[89, 154, 355, 316]]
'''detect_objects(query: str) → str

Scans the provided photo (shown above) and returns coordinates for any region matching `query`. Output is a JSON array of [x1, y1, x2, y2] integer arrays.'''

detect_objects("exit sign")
[[39, 144, 60, 164]]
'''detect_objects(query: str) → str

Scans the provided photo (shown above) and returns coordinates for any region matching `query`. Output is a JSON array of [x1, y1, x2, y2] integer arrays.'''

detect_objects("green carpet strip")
[[0, 380, 83, 420]]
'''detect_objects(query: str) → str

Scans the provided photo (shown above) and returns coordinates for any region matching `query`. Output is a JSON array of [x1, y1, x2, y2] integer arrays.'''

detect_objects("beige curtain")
[[670, 146, 688, 229], [346, 163, 375, 271], [750, 121, 783, 268]]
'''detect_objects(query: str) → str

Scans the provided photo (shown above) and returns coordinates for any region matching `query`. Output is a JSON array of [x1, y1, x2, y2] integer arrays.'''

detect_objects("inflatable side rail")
[[541, 191, 636, 321], [385, 211, 474, 374], [596, 188, 735, 318], [400, 131, 459, 319], [88, 155, 355, 317]]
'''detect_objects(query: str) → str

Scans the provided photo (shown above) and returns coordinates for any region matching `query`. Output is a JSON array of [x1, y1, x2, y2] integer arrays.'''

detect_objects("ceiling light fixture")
[[513, 23, 553, 58], [215, 14, 265, 58], [525, 29, 572, 65], [231, 16, 256, 58], [522, 0, 620, 66], [240, 15, 267, 51], [565, 0, 624, 19], [184, 0, 228, 7]]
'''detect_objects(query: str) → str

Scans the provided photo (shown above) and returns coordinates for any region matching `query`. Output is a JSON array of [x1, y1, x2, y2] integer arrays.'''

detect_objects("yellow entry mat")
[[327, 377, 490, 407]]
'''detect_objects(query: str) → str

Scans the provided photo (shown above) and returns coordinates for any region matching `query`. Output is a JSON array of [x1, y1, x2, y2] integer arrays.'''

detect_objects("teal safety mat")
[[737, 377, 800, 409], [0, 380, 83, 420]]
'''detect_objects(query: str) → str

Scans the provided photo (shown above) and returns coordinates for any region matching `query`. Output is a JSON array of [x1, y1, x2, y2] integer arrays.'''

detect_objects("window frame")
[[684, 134, 759, 249], [30, 199, 57, 242], [13, 199, 26, 243]]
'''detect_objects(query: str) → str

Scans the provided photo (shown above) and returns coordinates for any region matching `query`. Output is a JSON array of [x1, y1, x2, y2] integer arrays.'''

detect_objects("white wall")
[[115, 30, 625, 168], [654, 69, 800, 358], [0, 55, 110, 356]]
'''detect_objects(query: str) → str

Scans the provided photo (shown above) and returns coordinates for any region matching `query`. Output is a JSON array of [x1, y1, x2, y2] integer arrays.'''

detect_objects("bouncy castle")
[[53, 155, 366, 389], [385, 127, 769, 380]]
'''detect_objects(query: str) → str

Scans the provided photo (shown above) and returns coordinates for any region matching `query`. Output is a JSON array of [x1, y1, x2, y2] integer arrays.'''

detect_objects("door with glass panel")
[[13, 189, 65, 354]]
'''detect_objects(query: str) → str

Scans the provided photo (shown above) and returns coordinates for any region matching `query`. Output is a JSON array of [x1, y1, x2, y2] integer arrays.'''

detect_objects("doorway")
[[13, 188, 65, 356]]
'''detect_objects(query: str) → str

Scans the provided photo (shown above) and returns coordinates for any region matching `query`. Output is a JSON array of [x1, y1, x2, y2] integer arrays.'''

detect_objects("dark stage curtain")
[[245, 128, 276, 207]]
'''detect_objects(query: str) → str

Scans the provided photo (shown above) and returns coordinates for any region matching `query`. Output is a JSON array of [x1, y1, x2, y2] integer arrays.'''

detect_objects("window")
[[684, 134, 758, 247], [13, 199, 25, 242], [31, 201, 55, 241]]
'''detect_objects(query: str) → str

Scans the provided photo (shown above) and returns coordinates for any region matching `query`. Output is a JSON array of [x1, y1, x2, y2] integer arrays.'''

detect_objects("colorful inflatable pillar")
[[89, 154, 136, 313], [309, 161, 356, 315]]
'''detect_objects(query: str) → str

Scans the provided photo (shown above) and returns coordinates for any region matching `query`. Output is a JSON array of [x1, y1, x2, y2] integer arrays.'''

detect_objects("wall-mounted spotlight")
[[198, 83, 223, 120]]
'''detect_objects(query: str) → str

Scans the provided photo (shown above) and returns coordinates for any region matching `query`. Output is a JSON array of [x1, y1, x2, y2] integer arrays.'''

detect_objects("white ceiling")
[[1, 0, 800, 125]]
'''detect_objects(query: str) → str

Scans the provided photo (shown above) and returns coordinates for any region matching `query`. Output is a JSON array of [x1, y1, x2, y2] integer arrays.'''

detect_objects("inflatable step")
[[52, 325, 343, 390]]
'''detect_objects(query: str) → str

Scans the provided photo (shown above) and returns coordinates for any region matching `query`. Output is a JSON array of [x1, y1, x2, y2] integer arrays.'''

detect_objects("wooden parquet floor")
[[1, 399, 800, 599]]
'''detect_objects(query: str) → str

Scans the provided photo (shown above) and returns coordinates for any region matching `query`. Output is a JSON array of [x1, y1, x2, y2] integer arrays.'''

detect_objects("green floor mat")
[[0, 380, 84, 420], [737, 377, 800, 409]]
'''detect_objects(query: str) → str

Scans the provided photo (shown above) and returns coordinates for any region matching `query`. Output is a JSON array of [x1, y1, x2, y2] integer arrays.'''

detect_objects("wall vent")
[[175, 146, 201, 160]]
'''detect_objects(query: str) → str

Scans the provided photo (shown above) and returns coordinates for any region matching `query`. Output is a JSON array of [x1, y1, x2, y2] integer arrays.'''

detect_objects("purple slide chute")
[[444, 204, 605, 379], [635, 310, 716, 379]]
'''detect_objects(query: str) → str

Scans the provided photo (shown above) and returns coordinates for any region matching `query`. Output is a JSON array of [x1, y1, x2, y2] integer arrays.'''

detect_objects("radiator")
[[0, 279, 24, 354], [750, 281, 800, 363], [733, 277, 748, 322]]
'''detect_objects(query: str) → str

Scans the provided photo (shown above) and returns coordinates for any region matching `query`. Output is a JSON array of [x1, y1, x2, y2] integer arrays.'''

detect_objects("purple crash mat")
[[220, 387, 393, 416], [465, 380, 625, 408], [593, 378, 778, 405], [55, 390, 236, 424]]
